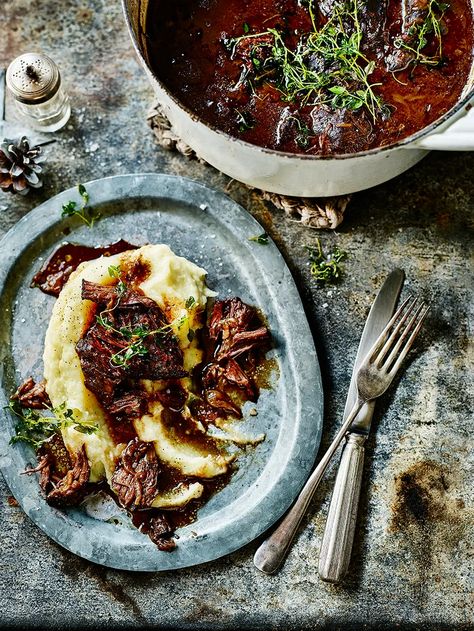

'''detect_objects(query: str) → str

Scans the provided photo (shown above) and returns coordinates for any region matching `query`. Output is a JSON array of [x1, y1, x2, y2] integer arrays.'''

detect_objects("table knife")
[[318, 268, 404, 583]]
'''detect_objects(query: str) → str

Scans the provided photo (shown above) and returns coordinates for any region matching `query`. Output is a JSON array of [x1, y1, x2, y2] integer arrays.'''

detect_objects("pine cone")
[[0, 136, 44, 195]]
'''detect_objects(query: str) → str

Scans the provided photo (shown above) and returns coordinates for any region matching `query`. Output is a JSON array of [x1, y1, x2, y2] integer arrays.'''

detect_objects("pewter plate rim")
[[0, 173, 323, 571]]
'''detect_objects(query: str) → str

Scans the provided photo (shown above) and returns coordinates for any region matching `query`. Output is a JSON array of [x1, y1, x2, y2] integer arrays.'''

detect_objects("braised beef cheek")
[[147, 0, 473, 155]]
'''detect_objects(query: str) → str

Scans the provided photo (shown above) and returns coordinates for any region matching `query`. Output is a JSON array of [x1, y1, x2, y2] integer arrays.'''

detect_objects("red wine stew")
[[147, 0, 473, 155]]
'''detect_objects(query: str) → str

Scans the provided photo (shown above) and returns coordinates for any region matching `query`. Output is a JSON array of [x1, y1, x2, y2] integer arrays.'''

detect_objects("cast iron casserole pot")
[[122, 0, 474, 197]]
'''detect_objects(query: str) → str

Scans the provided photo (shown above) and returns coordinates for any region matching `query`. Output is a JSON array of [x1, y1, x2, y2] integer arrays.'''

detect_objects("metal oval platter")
[[0, 174, 322, 571]]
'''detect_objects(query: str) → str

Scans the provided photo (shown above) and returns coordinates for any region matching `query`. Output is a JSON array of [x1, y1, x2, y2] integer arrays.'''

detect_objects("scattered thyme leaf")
[[108, 315, 187, 369], [306, 239, 347, 285], [185, 296, 196, 309], [243, 22, 250, 34], [249, 232, 269, 245], [61, 184, 100, 228], [7, 399, 98, 448], [236, 110, 254, 132]]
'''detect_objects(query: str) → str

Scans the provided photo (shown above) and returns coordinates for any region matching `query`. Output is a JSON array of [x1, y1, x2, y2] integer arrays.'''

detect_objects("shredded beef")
[[46, 444, 90, 507], [12, 378, 51, 409], [147, 513, 177, 552], [108, 392, 148, 419], [209, 298, 269, 361], [205, 389, 242, 418], [111, 438, 161, 509], [76, 280, 187, 406]]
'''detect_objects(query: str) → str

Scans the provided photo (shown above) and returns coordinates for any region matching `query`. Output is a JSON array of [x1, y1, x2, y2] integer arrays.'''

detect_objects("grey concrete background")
[[0, 1, 473, 629]]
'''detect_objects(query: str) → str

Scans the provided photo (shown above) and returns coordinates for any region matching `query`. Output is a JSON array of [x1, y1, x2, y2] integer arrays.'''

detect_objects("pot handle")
[[405, 105, 474, 151]]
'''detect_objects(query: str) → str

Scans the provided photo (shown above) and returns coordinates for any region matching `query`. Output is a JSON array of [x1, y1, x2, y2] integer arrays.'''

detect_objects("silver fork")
[[254, 295, 429, 574]]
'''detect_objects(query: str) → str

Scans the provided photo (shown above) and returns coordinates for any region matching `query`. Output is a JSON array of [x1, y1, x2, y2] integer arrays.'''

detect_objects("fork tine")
[[373, 296, 418, 366], [388, 304, 430, 376], [366, 295, 414, 363], [383, 301, 425, 369]]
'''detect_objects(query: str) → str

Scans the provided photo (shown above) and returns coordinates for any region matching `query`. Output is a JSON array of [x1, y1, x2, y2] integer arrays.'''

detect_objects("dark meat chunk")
[[310, 105, 375, 154], [209, 298, 269, 361], [385, 0, 431, 71], [46, 444, 90, 507], [230, 32, 274, 70], [76, 327, 124, 403], [76, 280, 187, 405], [111, 438, 161, 509], [205, 389, 242, 418], [22, 454, 52, 492], [81, 280, 118, 305], [359, 0, 388, 54], [147, 513, 176, 552], [189, 399, 221, 425], [108, 392, 148, 419], [39, 432, 72, 479], [203, 359, 256, 400], [156, 384, 188, 411], [12, 377, 51, 409], [319, 0, 388, 54], [22, 435, 89, 507], [225, 328, 270, 360], [81, 281, 158, 311]]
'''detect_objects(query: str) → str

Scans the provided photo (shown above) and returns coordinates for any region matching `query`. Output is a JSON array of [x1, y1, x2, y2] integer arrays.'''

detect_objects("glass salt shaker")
[[6, 52, 71, 132]]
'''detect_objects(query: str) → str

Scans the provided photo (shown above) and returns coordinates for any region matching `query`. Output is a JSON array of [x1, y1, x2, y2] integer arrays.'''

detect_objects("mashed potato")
[[43, 244, 238, 508]]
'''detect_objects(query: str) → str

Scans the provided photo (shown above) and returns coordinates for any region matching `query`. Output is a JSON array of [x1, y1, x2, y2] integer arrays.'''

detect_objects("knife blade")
[[318, 268, 404, 583], [344, 268, 405, 434]]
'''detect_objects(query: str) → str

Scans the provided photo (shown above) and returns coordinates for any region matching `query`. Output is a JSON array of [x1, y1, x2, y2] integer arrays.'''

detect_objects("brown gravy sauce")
[[146, 0, 473, 155], [31, 239, 139, 297]]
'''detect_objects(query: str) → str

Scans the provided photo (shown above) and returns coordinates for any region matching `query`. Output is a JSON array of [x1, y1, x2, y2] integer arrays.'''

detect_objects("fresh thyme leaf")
[[61, 184, 100, 228], [306, 239, 347, 284], [185, 296, 196, 309], [108, 315, 187, 369], [243, 22, 250, 34], [288, 115, 313, 148], [108, 265, 121, 278], [7, 399, 98, 448], [236, 110, 254, 132], [224, 0, 387, 121], [249, 232, 269, 245]]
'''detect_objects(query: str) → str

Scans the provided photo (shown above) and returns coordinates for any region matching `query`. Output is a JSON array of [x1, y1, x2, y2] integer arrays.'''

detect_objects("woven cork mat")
[[147, 103, 351, 230]]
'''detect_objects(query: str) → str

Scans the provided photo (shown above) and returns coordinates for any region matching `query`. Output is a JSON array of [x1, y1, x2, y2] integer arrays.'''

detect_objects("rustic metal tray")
[[0, 173, 322, 571]]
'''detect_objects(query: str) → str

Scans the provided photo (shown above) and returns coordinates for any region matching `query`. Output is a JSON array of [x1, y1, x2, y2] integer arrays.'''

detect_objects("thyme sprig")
[[306, 239, 347, 284], [224, 0, 387, 121], [61, 184, 101, 228], [8, 400, 98, 449], [106, 315, 188, 368], [249, 232, 269, 245], [394, 0, 449, 68]]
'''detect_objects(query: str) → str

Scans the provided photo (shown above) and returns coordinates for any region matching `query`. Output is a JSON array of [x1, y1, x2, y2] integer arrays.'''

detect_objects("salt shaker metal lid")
[[6, 53, 61, 104]]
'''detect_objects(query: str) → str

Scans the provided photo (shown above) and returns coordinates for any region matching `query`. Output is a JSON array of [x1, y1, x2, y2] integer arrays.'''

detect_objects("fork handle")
[[253, 397, 365, 574], [318, 432, 366, 583]]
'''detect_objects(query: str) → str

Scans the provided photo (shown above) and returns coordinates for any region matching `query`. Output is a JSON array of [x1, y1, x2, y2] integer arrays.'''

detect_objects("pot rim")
[[123, 0, 474, 162]]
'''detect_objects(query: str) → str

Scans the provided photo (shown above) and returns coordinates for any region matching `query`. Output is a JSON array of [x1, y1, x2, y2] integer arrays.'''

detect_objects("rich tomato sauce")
[[146, 0, 473, 155]]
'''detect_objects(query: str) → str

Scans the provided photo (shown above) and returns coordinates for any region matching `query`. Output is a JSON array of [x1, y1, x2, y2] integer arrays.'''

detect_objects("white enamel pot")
[[122, 0, 474, 197]]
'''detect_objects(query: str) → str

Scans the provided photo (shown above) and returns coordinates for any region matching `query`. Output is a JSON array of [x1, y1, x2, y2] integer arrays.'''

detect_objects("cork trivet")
[[147, 103, 350, 229]]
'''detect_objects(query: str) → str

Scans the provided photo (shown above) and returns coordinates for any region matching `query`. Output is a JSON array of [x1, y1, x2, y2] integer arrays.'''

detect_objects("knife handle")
[[318, 433, 366, 583]]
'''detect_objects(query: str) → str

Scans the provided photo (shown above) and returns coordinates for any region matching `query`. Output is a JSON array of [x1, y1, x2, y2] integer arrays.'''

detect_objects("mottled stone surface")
[[0, 1, 473, 629]]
